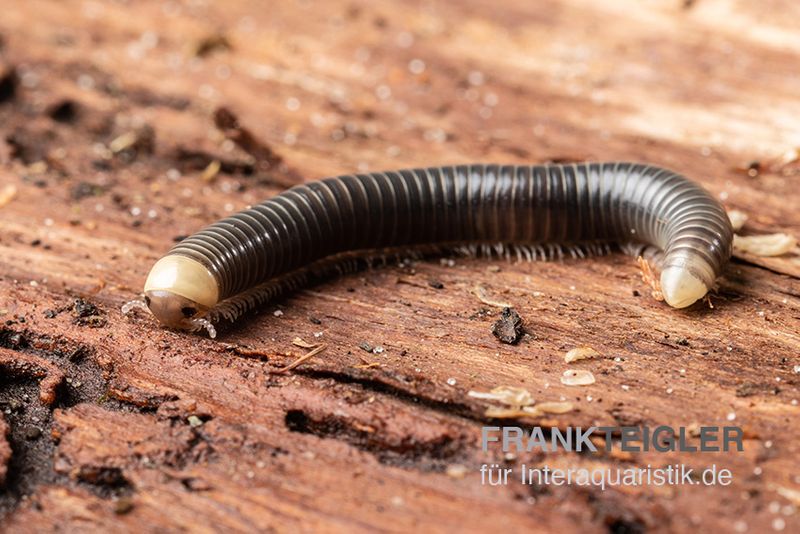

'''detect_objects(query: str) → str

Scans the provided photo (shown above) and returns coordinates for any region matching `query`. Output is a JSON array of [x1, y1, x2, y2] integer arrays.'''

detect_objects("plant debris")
[[637, 256, 664, 301], [484, 402, 574, 419], [733, 233, 797, 257], [113, 497, 135, 515], [560, 369, 596, 386], [200, 159, 221, 182], [213, 107, 298, 186], [534, 401, 575, 414], [0, 184, 17, 208], [564, 347, 601, 363], [475, 284, 512, 308], [270, 344, 327, 374], [469, 385, 573, 418], [72, 298, 106, 327], [292, 337, 319, 349], [491, 307, 524, 344], [445, 464, 467, 479], [195, 34, 231, 57], [468, 386, 534, 407]]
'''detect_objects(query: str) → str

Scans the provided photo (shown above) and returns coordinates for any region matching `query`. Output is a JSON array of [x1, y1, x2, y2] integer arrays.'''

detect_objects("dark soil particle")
[[71, 299, 106, 328], [0, 67, 17, 104], [46, 99, 79, 123]]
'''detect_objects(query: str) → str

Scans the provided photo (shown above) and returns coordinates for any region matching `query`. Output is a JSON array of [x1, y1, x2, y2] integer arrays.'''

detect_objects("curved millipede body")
[[128, 163, 733, 337]]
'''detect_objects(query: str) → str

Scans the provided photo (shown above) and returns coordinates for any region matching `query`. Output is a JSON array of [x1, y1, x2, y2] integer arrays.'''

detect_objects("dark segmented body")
[[168, 162, 733, 302]]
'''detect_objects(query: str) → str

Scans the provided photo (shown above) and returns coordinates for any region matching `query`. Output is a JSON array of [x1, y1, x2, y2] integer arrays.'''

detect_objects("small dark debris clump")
[[71, 181, 105, 200], [113, 497, 135, 515], [43, 309, 57, 319], [213, 106, 290, 177], [358, 341, 373, 352], [72, 298, 106, 327], [492, 307, 524, 344], [0, 66, 17, 104], [47, 99, 79, 122], [195, 34, 231, 57], [735, 382, 780, 398], [73, 299, 98, 318], [428, 279, 444, 289]]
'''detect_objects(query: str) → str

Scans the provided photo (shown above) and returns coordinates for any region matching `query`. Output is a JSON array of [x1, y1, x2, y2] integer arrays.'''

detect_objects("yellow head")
[[143, 255, 219, 329], [659, 252, 715, 309]]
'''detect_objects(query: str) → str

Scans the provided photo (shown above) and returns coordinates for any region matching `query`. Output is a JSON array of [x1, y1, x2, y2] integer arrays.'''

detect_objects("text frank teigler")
[[478, 425, 742, 490]]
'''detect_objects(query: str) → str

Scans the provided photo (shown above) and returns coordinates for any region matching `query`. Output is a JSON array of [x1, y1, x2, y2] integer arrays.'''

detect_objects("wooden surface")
[[1, 0, 799, 532]]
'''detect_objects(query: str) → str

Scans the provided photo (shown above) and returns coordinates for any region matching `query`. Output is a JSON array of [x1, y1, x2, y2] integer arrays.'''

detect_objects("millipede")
[[123, 162, 734, 338]]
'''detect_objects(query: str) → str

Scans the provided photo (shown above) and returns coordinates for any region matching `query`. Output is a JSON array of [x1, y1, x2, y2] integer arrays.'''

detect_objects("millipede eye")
[[181, 306, 197, 317]]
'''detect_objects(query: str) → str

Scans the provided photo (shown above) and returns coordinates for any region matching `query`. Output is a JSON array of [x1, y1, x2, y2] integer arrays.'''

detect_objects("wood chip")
[[484, 401, 574, 419], [468, 386, 534, 407], [0, 184, 17, 208], [474, 284, 512, 308], [534, 401, 574, 414], [445, 464, 467, 479], [200, 159, 221, 182], [109, 132, 138, 153], [560, 369, 596, 386], [292, 337, 319, 349], [733, 233, 797, 257], [564, 347, 601, 363], [485, 406, 541, 418], [776, 485, 800, 506]]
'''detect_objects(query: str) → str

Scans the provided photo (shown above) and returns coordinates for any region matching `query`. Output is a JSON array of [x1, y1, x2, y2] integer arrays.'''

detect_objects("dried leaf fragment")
[[485, 406, 540, 418], [0, 184, 17, 208], [200, 159, 221, 182], [776, 485, 800, 506], [445, 464, 468, 479], [474, 284, 512, 308], [484, 401, 574, 419], [291, 337, 318, 349], [468, 386, 534, 407], [535, 401, 574, 414], [270, 344, 327, 374], [561, 369, 596, 386], [565, 347, 601, 363], [109, 132, 138, 153], [733, 233, 797, 257]]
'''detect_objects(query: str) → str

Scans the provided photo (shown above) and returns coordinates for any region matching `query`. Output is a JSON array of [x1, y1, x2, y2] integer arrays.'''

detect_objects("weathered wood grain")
[[0, 0, 799, 532]]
